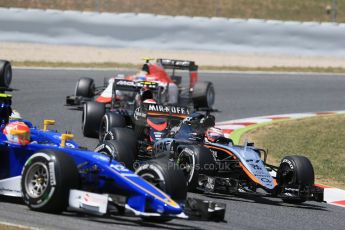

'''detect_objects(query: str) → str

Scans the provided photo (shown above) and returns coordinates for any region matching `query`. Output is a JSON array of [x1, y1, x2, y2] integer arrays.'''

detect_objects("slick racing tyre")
[[177, 145, 216, 192], [135, 158, 187, 222], [21, 150, 79, 213], [103, 127, 138, 157], [277, 155, 315, 204], [75, 77, 95, 98], [0, 60, 12, 88], [99, 112, 126, 141], [82, 101, 105, 137], [192, 81, 215, 109], [95, 140, 135, 170]]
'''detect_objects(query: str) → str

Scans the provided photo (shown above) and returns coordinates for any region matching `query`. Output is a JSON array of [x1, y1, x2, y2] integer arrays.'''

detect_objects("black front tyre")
[[82, 101, 105, 137], [177, 145, 216, 192], [0, 60, 12, 88], [277, 155, 315, 204], [95, 140, 135, 170], [135, 158, 187, 222], [21, 150, 79, 213], [192, 81, 215, 109], [75, 77, 95, 98]]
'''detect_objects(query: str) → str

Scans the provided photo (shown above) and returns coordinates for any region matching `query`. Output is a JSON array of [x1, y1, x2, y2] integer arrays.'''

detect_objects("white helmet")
[[10, 109, 22, 120]]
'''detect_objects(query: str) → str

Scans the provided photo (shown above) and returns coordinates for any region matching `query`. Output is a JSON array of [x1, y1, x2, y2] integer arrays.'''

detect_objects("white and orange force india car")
[[66, 58, 215, 110], [152, 113, 324, 204]]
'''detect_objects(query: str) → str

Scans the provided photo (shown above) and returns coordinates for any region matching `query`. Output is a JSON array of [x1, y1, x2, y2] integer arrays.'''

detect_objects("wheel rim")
[[140, 172, 163, 190], [24, 162, 49, 198], [277, 163, 294, 185], [206, 86, 215, 107], [177, 150, 195, 183], [98, 150, 111, 158]]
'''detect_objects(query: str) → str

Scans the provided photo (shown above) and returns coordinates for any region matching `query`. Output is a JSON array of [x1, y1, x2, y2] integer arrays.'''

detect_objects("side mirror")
[[60, 133, 74, 147], [43, 119, 56, 131]]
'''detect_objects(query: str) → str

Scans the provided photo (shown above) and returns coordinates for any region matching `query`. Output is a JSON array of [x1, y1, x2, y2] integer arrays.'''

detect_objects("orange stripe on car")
[[239, 162, 264, 186], [147, 112, 188, 119], [204, 145, 236, 159], [205, 145, 265, 186], [96, 96, 112, 103]]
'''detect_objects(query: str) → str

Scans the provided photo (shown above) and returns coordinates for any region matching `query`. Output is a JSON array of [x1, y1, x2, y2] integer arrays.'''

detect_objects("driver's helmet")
[[135, 71, 148, 81], [143, 99, 157, 104], [183, 112, 204, 126], [9, 109, 22, 120], [136, 75, 146, 81], [140, 87, 154, 102], [3, 121, 30, 145], [205, 127, 224, 143]]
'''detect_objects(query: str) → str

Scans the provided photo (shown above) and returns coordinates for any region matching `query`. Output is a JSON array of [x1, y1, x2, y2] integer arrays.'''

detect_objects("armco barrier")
[[1, 8, 345, 57]]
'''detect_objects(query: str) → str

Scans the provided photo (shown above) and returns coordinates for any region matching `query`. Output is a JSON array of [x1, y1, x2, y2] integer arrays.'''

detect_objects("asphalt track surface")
[[1, 68, 345, 230]]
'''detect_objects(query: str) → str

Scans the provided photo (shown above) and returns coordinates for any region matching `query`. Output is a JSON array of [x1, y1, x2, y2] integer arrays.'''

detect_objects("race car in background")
[[98, 102, 192, 159], [0, 60, 226, 222], [66, 58, 215, 110], [80, 78, 164, 138], [0, 59, 12, 89]]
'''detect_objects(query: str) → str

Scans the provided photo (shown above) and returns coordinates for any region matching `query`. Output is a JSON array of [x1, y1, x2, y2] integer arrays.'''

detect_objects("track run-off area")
[[1, 68, 345, 230]]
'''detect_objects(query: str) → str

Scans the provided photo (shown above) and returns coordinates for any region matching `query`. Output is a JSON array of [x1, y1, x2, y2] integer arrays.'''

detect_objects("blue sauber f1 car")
[[0, 60, 225, 222]]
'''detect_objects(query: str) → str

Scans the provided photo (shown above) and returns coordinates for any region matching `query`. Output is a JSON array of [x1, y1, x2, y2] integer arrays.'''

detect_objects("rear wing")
[[156, 59, 198, 71], [111, 79, 162, 109], [113, 79, 159, 92], [135, 104, 190, 120], [145, 104, 190, 119]]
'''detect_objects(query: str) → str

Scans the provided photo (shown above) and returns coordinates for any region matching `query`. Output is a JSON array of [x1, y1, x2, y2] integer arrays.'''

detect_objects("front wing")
[[68, 189, 226, 221]]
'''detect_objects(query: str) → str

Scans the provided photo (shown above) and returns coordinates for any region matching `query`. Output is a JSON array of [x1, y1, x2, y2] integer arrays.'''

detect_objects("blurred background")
[[0, 0, 343, 22], [1, 0, 345, 68]]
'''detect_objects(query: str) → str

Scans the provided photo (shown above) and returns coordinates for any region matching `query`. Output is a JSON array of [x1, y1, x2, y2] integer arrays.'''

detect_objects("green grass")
[[12, 61, 345, 73], [240, 114, 345, 188], [0, 0, 344, 22]]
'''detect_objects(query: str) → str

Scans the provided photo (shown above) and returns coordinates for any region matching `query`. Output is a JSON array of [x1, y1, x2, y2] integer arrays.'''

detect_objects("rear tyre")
[[95, 140, 135, 170], [21, 150, 79, 213], [192, 81, 215, 109], [75, 77, 95, 97], [82, 101, 105, 137], [177, 145, 216, 192], [99, 113, 126, 141], [0, 60, 12, 88], [277, 155, 315, 204], [136, 158, 187, 222]]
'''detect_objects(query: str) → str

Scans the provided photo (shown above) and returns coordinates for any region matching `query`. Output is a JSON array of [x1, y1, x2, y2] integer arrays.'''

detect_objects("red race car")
[[66, 58, 215, 110]]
